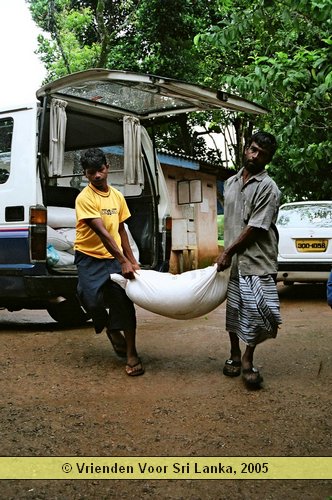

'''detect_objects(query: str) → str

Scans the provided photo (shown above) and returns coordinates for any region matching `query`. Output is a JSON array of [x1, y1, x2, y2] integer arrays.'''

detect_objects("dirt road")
[[0, 283, 331, 499]]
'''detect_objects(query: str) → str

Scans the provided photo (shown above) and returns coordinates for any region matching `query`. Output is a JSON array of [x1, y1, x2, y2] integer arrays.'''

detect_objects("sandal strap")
[[225, 358, 241, 367]]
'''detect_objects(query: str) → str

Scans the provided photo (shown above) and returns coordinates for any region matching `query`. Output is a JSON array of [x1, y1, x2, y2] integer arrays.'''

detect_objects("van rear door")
[[36, 69, 268, 119]]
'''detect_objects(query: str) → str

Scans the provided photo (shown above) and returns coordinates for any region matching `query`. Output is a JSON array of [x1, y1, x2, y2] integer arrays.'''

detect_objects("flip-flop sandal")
[[223, 359, 242, 377], [106, 329, 127, 358], [242, 367, 263, 388], [125, 359, 145, 377]]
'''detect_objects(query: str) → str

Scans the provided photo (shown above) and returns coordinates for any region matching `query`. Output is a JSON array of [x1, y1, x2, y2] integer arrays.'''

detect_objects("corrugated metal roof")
[[157, 148, 235, 180]]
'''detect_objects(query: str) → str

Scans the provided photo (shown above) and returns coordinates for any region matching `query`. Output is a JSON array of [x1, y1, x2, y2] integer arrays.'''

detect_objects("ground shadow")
[[278, 283, 327, 303]]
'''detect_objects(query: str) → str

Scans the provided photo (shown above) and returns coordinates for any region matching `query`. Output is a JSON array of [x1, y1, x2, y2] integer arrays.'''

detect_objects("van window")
[[0, 118, 13, 184], [55, 147, 143, 197]]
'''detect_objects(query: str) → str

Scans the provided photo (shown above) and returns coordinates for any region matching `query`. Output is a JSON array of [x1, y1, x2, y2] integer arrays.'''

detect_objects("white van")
[[0, 69, 266, 325]]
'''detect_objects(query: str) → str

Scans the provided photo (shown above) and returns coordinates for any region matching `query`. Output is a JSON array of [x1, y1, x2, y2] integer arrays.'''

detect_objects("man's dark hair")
[[246, 131, 278, 159], [80, 148, 107, 171]]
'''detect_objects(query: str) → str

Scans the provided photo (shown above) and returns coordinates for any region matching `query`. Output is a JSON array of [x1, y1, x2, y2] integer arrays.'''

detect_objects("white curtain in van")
[[49, 99, 67, 176], [123, 115, 144, 186]]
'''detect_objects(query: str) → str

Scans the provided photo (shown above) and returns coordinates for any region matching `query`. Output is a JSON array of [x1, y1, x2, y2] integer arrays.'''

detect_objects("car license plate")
[[296, 239, 328, 252]]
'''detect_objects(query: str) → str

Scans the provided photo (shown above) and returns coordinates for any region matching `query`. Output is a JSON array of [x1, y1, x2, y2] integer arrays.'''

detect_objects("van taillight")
[[29, 206, 47, 261]]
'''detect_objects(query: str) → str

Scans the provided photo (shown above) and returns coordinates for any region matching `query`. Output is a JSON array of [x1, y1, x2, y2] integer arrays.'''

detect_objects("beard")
[[244, 160, 265, 175]]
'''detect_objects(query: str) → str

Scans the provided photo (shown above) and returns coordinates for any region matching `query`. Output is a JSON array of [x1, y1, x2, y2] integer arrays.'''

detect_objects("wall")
[[161, 163, 218, 273]]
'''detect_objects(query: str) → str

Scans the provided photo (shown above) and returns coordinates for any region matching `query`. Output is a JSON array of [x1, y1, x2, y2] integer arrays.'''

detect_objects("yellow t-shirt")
[[75, 184, 130, 259]]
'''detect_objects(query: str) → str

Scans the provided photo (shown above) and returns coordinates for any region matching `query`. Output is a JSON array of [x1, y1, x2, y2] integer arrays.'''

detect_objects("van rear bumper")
[[0, 274, 78, 308], [24, 275, 78, 296]]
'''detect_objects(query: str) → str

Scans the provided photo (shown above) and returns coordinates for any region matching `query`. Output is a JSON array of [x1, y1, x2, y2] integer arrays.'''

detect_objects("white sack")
[[47, 226, 72, 251], [47, 206, 76, 228], [110, 265, 230, 320], [56, 227, 76, 244], [56, 227, 76, 254], [53, 250, 75, 267]]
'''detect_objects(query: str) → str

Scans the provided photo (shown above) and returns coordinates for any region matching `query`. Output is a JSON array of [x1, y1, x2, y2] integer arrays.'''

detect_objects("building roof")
[[157, 149, 235, 181]]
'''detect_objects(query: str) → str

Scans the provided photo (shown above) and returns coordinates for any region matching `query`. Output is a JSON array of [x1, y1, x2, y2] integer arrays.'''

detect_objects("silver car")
[[276, 201, 332, 285]]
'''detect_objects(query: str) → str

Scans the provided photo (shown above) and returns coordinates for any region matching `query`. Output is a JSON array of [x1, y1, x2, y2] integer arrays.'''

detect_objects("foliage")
[[27, 0, 223, 158], [27, 0, 132, 78], [195, 0, 332, 201], [27, 0, 332, 200], [217, 214, 224, 245]]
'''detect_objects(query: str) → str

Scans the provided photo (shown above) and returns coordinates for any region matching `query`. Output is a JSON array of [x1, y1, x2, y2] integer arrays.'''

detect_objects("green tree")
[[27, 0, 332, 200], [27, 0, 139, 79], [27, 0, 216, 82], [27, 0, 224, 158], [195, 0, 332, 201]]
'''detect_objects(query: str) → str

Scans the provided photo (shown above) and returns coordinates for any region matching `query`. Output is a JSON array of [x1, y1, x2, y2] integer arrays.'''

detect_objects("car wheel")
[[47, 297, 90, 327]]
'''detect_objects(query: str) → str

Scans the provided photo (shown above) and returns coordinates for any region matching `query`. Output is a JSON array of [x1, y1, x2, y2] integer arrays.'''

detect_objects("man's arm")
[[216, 225, 265, 272], [84, 218, 137, 279]]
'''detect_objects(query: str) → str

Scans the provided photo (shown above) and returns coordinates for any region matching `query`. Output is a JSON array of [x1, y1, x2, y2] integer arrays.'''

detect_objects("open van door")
[[36, 69, 268, 119]]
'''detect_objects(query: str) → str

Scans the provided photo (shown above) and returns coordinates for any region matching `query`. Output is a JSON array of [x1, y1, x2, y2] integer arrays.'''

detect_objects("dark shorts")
[[75, 251, 136, 334]]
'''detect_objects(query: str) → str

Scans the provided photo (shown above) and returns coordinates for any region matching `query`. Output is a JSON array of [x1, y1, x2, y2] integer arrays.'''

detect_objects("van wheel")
[[47, 297, 90, 327]]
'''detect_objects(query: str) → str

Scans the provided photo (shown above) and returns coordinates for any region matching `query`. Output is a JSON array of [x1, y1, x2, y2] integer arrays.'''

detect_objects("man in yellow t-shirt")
[[74, 148, 144, 376]]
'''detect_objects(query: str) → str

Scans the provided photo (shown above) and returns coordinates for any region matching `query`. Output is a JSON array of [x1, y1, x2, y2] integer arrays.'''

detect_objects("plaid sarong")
[[226, 273, 282, 346]]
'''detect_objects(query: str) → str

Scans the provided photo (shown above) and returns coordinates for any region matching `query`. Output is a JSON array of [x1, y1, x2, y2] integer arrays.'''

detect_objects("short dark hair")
[[246, 131, 278, 159], [80, 148, 107, 171]]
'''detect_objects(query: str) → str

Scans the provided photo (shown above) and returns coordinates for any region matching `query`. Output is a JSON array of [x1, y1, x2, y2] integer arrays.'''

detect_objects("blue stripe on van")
[[0, 228, 30, 266], [0, 228, 29, 238], [0, 264, 34, 269]]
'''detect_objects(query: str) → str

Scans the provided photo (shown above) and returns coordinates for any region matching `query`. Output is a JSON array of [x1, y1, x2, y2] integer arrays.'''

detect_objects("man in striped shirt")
[[216, 131, 282, 388]]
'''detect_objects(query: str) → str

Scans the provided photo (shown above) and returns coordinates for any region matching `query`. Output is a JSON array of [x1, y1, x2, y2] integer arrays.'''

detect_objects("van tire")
[[47, 297, 90, 327]]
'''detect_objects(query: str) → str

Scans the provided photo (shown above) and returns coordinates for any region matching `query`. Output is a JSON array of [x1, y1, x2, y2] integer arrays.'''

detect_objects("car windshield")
[[277, 204, 332, 228]]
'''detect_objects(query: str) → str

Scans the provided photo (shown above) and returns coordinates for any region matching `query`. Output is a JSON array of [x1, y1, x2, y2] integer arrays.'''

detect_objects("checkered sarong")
[[226, 273, 282, 346]]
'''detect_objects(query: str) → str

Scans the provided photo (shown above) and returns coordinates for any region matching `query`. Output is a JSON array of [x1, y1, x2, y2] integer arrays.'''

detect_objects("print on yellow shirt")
[[75, 184, 130, 259]]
